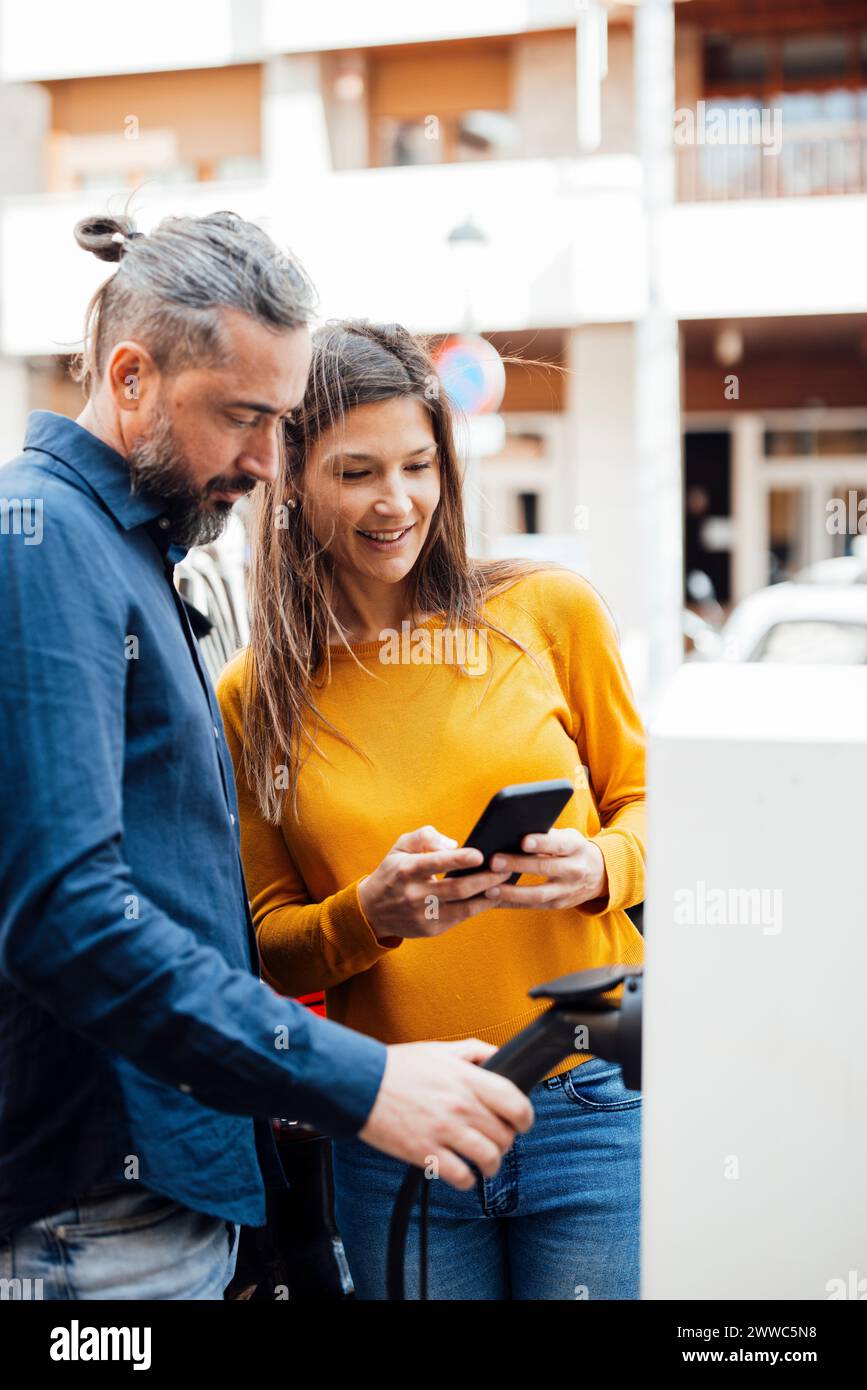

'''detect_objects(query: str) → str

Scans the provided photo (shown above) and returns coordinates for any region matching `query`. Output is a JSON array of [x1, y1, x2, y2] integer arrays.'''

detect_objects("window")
[[768, 488, 807, 583], [454, 110, 516, 162], [376, 109, 516, 166], [764, 428, 867, 457], [704, 29, 860, 92], [782, 32, 852, 84], [705, 36, 770, 87], [377, 117, 441, 167], [369, 41, 513, 168]]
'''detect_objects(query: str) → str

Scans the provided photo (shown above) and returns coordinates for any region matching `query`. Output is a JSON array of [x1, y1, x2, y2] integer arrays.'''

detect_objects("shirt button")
[[229, 813, 236, 826], [178, 1083, 192, 1094], [213, 725, 220, 738], [157, 517, 171, 530]]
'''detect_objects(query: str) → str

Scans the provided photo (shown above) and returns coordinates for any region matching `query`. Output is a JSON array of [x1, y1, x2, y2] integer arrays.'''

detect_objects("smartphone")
[[444, 779, 575, 885]]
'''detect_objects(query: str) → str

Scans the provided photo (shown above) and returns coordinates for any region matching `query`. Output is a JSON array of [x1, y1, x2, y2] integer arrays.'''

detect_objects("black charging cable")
[[386, 964, 643, 1301]]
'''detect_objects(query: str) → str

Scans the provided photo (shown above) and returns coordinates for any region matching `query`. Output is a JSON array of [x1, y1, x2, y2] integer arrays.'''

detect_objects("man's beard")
[[127, 404, 255, 549]]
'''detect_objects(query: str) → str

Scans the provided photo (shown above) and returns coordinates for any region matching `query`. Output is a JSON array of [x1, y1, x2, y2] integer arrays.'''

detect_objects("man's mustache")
[[203, 475, 258, 499]]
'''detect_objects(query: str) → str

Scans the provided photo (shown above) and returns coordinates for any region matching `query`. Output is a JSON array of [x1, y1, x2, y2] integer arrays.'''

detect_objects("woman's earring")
[[286, 497, 298, 509]]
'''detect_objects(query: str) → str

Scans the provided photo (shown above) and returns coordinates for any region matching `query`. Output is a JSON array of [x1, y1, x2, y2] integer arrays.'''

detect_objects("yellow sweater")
[[217, 568, 646, 1081]]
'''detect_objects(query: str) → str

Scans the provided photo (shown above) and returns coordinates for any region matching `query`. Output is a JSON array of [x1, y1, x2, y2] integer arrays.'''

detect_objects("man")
[[0, 210, 532, 1300]]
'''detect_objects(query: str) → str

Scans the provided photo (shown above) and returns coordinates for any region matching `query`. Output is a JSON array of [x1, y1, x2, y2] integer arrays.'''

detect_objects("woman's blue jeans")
[[332, 1055, 642, 1301]]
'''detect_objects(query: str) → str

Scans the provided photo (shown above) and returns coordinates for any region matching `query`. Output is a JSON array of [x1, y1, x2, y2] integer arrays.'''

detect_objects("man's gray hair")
[[71, 209, 317, 394]]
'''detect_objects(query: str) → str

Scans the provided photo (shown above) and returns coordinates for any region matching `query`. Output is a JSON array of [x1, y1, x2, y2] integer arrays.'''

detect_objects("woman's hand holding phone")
[[481, 827, 609, 910], [357, 825, 514, 942]]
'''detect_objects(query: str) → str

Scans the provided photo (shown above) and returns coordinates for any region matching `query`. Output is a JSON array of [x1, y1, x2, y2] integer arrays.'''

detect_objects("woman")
[[217, 320, 646, 1300]]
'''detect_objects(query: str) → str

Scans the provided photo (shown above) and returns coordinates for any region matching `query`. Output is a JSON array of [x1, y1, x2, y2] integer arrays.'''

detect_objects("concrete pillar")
[[262, 55, 332, 181], [564, 323, 642, 640], [634, 0, 684, 704], [321, 51, 370, 171], [731, 414, 767, 601]]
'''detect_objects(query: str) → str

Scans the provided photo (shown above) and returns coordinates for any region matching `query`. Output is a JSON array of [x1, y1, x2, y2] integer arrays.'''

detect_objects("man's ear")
[[105, 340, 158, 413]]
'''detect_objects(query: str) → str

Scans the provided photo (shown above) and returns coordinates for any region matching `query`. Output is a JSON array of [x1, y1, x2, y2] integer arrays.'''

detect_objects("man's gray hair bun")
[[73, 215, 144, 263]]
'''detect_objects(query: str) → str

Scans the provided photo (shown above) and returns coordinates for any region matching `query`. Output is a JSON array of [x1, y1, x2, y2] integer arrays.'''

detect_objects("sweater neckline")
[[326, 613, 446, 658]]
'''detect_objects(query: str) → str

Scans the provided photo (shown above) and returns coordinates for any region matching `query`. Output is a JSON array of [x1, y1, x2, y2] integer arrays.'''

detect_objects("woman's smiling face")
[[301, 395, 441, 584]]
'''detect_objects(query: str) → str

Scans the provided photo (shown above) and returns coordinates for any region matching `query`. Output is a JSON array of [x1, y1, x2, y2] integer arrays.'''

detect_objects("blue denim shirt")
[[0, 411, 387, 1239]]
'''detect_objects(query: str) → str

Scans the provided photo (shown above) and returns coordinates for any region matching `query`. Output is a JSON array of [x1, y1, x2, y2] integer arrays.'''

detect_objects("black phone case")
[[444, 779, 575, 884]]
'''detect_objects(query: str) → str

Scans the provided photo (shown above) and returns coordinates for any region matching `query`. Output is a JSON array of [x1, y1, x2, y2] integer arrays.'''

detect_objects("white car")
[[715, 581, 867, 664], [794, 554, 867, 587]]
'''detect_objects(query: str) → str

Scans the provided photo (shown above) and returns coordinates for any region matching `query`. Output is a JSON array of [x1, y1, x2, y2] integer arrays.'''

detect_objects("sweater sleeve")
[[534, 570, 647, 915], [216, 655, 402, 998]]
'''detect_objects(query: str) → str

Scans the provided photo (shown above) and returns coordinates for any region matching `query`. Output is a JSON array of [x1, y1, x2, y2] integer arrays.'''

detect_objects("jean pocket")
[[54, 1188, 184, 1240], [561, 1058, 642, 1111]]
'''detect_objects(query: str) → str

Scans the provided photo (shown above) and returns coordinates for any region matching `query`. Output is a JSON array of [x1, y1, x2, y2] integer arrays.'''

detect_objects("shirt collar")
[[147, 518, 190, 568], [23, 410, 169, 535]]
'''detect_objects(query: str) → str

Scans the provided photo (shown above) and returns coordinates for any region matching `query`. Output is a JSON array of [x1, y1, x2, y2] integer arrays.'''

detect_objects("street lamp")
[[446, 216, 488, 332]]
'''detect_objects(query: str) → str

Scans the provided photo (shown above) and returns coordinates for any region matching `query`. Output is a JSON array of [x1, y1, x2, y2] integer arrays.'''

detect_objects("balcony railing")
[[678, 123, 867, 202]]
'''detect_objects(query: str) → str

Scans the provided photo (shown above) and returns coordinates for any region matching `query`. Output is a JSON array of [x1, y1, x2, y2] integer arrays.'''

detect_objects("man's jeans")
[[332, 1055, 642, 1300], [0, 1180, 240, 1299]]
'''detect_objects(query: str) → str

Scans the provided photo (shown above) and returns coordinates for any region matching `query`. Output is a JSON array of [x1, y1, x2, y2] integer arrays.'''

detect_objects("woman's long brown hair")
[[240, 319, 565, 823]]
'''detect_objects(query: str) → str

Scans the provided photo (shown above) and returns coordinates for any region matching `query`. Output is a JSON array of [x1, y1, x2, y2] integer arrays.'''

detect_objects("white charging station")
[[642, 662, 867, 1300]]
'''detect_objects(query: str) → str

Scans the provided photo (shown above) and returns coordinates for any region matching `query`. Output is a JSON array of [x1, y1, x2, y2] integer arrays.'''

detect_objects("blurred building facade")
[[1, 0, 866, 656]]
